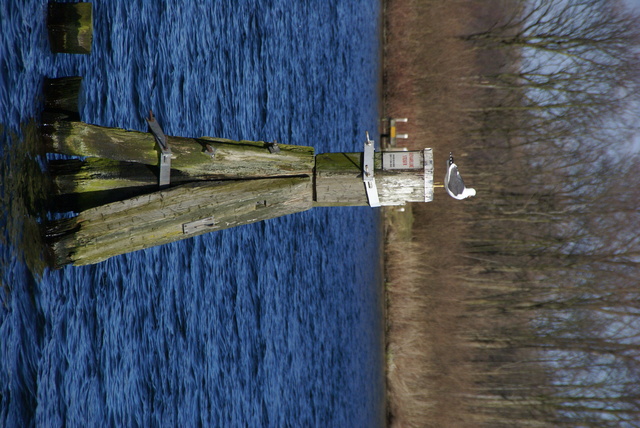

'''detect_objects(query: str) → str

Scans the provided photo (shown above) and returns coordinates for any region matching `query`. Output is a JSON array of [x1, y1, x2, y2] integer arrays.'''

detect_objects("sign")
[[383, 151, 424, 170]]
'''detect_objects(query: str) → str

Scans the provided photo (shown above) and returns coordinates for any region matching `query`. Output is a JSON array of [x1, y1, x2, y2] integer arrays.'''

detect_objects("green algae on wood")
[[43, 120, 315, 179], [314, 152, 372, 207], [49, 176, 313, 267], [44, 76, 83, 115], [49, 157, 202, 194], [47, 2, 93, 54], [50, 158, 160, 194], [48, 157, 194, 211]]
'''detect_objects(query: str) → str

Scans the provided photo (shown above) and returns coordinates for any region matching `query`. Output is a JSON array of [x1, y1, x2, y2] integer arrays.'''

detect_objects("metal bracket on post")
[[204, 143, 217, 158], [158, 149, 171, 187], [182, 216, 216, 234], [266, 140, 280, 154], [363, 132, 381, 207], [146, 110, 171, 187]]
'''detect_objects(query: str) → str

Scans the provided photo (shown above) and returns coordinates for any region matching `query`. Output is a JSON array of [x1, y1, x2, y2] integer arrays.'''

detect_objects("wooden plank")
[[49, 176, 313, 266], [48, 158, 205, 211], [50, 158, 159, 194], [42, 121, 315, 179]]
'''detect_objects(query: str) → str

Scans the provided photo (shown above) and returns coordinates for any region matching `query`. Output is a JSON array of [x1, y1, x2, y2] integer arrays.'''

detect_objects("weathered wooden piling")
[[41, 77, 435, 267], [43, 120, 315, 181], [48, 177, 313, 266], [48, 158, 175, 211], [47, 2, 93, 54], [43, 120, 318, 266], [45, 139, 433, 266], [43, 76, 82, 116], [314, 149, 433, 206]]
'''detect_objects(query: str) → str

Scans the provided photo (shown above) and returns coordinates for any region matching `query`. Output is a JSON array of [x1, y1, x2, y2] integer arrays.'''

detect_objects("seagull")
[[445, 152, 476, 200]]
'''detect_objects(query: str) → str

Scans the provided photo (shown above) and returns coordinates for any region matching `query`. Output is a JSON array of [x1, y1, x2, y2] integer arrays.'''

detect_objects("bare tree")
[[462, 0, 640, 146]]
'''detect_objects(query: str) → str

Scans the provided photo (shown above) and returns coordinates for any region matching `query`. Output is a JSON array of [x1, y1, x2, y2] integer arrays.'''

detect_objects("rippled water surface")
[[0, 1, 384, 426]]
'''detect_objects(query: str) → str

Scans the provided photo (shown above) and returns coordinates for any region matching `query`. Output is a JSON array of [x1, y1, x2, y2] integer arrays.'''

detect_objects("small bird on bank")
[[444, 152, 476, 200]]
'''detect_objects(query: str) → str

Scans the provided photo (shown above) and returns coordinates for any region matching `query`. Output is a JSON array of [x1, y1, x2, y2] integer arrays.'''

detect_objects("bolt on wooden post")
[[42, 78, 434, 267]]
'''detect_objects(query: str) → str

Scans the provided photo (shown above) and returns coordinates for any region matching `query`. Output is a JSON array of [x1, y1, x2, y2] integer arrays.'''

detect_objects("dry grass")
[[382, 0, 489, 426], [383, 0, 478, 157], [385, 228, 474, 428], [382, 1, 640, 426]]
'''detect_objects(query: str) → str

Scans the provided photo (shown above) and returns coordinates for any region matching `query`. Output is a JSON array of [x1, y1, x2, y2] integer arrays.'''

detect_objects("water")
[[0, 1, 384, 427]]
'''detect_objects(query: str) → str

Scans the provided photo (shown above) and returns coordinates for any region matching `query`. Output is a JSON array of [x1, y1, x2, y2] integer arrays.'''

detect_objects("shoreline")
[[377, 1, 479, 425], [377, 1, 391, 426]]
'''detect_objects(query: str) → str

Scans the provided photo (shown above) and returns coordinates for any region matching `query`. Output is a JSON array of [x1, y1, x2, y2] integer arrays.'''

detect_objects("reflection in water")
[[0, 120, 55, 280]]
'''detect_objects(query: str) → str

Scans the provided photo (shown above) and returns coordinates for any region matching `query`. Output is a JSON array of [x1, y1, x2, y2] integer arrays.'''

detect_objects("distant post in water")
[[42, 77, 434, 267], [47, 2, 93, 54]]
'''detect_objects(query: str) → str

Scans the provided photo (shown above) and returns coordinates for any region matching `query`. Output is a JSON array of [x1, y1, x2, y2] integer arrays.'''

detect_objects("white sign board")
[[383, 151, 424, 170]]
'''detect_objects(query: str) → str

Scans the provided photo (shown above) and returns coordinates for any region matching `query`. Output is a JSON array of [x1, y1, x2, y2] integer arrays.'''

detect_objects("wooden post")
[[48, 158, 174, 211], [42, 121, 315, 181], [41, 77, 434, 267], [314, 149, 433, 206], [43, 134, 434, 266], [48, 177, 313, 267], [42, 121, 317, 266], [47, 2, 93, 54], [43, 77, 82, 116], [44, 132, 433, 266]]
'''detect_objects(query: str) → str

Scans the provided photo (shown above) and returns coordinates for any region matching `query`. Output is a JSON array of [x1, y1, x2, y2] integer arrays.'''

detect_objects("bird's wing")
[[446, 164, 466, 196]]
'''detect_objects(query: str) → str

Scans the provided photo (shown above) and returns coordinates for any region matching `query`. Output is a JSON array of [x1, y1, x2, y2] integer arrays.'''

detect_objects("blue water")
[[0, 1, 384, 427]]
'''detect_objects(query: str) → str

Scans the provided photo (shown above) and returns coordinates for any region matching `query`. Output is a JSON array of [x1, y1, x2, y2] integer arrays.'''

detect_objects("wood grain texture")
[[43, 121, 315, 179], [51, 176, 313, 266]]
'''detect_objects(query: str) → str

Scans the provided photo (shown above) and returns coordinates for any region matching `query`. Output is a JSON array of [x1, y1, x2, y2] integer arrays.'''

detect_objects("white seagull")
[[445, 152, 476, 200]]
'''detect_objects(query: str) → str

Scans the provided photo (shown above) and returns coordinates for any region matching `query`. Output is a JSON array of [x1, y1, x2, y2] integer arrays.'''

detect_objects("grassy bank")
[[381, 1, 493, 426], [381, 0, 640, 427]]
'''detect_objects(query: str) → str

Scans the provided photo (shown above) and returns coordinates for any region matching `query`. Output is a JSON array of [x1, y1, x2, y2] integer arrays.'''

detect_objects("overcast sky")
[[622, 0, 640, 151], [625, 0, 640, 9]]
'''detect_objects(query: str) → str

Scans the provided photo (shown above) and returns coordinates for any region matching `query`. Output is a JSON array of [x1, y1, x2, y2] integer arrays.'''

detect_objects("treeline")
[[384, 0, 640, 427]]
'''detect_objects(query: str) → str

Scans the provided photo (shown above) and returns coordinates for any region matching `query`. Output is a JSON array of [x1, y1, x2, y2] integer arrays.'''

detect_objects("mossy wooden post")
[[44, 122, 317, 266], [42, 77, 434, 267], [48, 177, 314, 266], [43, 121, 315, 182], [48, 2, 93, 54], [44, 76, 82, 116], [45, 137, 433, 266]]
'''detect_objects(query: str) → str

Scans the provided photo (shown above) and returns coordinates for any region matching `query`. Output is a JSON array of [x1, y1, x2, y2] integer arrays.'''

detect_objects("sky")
[[622, 0, 640, 151], [626, 0, 640, 9]]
